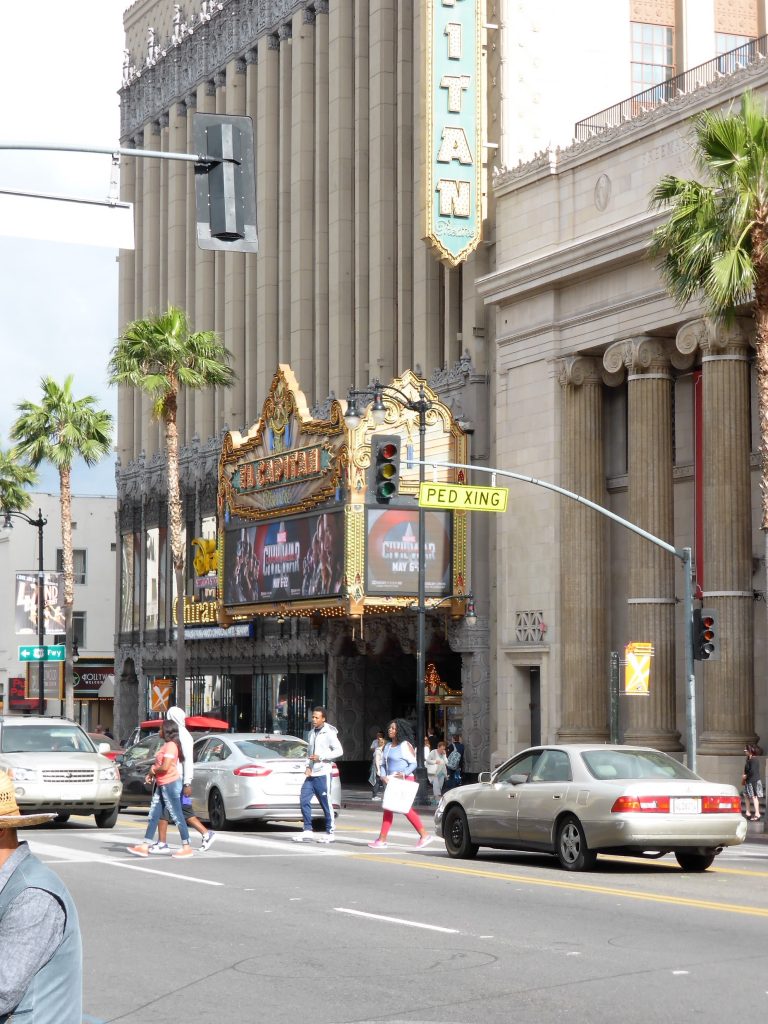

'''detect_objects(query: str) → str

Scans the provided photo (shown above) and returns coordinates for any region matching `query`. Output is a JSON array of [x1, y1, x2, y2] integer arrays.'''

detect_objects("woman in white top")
[[426, 740, 449, 802]]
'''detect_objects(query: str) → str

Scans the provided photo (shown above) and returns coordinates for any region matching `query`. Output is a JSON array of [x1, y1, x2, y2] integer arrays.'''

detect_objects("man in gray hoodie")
[[292, 707, 343, 843]]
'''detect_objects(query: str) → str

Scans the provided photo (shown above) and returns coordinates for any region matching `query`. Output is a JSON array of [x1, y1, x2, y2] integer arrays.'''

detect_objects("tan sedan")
[[434, 744, 747, 872]]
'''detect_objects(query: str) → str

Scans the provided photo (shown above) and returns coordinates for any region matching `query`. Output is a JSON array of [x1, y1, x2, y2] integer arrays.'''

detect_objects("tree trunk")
[[165, 394, 187, 710], [60, 465, 75, 720]]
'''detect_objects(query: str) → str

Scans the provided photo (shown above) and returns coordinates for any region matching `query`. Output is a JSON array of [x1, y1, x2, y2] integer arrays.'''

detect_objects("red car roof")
[[139, 715, 230, 731]]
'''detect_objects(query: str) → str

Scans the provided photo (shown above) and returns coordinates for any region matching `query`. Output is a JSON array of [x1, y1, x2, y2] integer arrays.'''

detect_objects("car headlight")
[[10, 767, 37, 782], [99, 765, 118, 781]]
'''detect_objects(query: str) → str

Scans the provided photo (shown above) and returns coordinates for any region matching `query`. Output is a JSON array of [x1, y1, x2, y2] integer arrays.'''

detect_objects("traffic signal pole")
[[416, 458, 699, 773]]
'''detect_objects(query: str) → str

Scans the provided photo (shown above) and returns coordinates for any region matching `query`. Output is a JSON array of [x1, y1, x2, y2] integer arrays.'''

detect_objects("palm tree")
[[0, 443, 37, 512], [107, 306, 235, 711], [10, 377, 113, 719], [649, 89, 768, 608]]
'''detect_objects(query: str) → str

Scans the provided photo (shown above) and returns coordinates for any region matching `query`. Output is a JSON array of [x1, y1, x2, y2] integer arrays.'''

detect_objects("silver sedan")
[[190, 733, 342, 830], [434, 744, 747, 872]]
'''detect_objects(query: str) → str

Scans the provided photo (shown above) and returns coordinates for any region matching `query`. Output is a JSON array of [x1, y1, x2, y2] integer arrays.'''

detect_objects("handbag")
[[382, 777, 419, 814]]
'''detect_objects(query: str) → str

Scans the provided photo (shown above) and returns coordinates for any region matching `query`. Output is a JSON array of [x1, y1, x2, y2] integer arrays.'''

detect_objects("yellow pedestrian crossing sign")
[[624, 642, 654, 695], [418, 481, 508, 512]]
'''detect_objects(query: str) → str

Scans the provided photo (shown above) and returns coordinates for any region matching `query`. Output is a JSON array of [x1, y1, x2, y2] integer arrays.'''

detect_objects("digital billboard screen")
[[224, 510, 344, 605], [366, 508, 451, 597]]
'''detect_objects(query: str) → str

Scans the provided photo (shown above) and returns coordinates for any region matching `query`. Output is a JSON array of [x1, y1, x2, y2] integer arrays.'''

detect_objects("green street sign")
[[18, 644, 66, 663]]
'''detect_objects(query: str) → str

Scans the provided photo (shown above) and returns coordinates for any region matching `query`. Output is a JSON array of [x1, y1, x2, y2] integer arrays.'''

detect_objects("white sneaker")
[[316, 834, 335, 844], [147, 842, 170, 855], [292, 830, 315, 842], [200, 830, 217, 852]]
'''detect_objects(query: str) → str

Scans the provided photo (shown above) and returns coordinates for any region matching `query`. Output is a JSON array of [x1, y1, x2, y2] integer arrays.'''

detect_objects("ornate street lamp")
[[2, 508, 47, 714]]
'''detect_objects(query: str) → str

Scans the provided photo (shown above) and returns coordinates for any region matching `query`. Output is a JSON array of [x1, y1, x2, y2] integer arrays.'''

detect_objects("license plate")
[[671, 797, 701, 814]]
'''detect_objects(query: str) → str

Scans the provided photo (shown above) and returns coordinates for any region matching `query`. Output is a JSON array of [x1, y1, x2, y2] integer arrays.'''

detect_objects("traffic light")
[[193, 113, 258, 252], [373, 435, 401, 503], [693, 608, 719, 661]]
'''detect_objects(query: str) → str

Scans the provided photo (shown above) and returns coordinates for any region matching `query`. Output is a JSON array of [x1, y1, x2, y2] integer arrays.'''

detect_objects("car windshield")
[[234, 739, 308, 760], [1, 725, 96, 754], [581, 748, 699, 781]]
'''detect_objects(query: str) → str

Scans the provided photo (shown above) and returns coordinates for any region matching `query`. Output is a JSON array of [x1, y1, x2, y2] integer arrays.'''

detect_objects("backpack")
[[446, 746, 461, 771]]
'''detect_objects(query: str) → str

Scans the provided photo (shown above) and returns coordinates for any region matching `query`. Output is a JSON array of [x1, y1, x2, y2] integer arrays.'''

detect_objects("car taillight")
[[611, 795, 671, 813], [702, 795, 741, 813], [331, 764, 339, 778], [233, 764, 272, 777]]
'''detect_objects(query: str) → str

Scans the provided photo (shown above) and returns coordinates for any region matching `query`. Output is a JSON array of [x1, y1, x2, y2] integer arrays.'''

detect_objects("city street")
[[24, 805, 768, 1024]]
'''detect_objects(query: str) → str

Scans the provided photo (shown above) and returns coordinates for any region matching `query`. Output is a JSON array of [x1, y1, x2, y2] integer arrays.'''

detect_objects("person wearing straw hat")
[[0, 770, 82, 1023]]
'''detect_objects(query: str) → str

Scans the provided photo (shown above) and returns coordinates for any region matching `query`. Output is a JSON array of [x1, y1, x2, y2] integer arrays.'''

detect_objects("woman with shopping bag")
[[368, 719, 434, 850]]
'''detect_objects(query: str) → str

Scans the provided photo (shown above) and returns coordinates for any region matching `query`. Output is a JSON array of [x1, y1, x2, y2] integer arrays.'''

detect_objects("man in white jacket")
[[292, 707, 343, 843]]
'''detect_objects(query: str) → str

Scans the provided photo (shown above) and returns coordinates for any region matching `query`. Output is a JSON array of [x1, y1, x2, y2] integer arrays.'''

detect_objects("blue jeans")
[[299, 773, 333, 833], [144, 779, 190, 844]]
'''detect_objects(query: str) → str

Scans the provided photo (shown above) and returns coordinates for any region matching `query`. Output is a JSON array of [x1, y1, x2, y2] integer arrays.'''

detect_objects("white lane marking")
[[334, 908, 459, 933], [672, 971, 689, 976], [29, 841, 223, 886]]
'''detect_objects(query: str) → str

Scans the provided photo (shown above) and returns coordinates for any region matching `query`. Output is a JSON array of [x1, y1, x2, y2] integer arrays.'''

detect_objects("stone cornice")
[[120, 0, 307, 140], [493, 60, 768, 198]]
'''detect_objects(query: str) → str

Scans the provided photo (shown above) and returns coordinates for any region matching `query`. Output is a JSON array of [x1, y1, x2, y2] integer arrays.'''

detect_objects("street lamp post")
[[2, 508, 47, 714], [345, 380, 436, 800]]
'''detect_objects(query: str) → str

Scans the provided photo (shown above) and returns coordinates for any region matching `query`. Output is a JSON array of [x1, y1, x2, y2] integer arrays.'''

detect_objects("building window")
[[631, 22, 674, 97], [56, 548, 87, 585], [73, 611, 86, 648], [715, 33, 756, 73]]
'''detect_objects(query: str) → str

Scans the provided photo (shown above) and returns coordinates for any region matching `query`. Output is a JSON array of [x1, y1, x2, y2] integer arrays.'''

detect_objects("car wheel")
[[208, 789, 229, 831], [675, 850, 716, 872], [443, 805, 479, 859], [55, 812, 70, 823], [556, 815, 597, 871], [94, 806, 119, 829]]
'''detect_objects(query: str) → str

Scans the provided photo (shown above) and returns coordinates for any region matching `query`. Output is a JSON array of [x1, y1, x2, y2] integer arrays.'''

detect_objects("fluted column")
[[396, 0, 413, 373], [194, 81, 216, 443], [214, 70, 227, 430], [290, 6, 316, 389], [117, 150, 135, 465], [244, 47, 259, 422], [131, 134, 144, 459], [184, 90, 197, 440], [354, 3, 369, 387], [141, 121, 161, 458], [604, 338, 681, 750], [256, 34, 280, 399], [557, 356, 609, 742], [168, 101, 188, 442], [224, 57, 247, 433], [314, 1, 330, 401], [328, 0, 354, 395], [677, 318, 756, 753], [278, 22, 293, 361]]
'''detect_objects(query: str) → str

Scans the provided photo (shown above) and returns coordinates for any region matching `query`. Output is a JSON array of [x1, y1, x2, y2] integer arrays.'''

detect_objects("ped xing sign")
[[419, 481, 508, 512], [18, 644, 66, 663]]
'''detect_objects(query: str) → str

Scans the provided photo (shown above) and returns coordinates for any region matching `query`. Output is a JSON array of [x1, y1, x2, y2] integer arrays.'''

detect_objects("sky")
[[0, 2, 128, 495]]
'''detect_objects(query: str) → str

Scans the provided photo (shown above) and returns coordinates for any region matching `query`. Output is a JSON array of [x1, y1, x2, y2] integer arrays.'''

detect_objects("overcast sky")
[[0, 2, 127, 495]]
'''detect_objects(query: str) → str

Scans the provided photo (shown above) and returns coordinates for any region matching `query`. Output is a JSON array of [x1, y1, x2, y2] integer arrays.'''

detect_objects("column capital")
[[303, 5, 317, 25], [278, 22, 293, 42], [603, 337, 672, 383], [676, 317, 755, 358], [558, 355, 602, 388], [315, 0, 330, 13]]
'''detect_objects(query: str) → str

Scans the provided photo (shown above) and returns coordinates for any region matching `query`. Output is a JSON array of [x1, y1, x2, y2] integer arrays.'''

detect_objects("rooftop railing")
[[575, 35, 768, 141]]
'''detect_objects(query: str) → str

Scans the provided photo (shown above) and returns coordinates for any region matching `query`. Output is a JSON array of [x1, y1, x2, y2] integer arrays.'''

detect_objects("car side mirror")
[[478, 771, 491, 783]]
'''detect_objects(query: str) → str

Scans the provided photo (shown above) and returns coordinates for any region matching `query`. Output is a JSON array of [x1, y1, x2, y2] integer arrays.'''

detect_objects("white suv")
[[0, 716, 122, 828]]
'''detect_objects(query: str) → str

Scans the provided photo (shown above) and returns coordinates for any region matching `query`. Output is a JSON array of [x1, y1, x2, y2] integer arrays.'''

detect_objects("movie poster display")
[[224, 509, 345, 605], [14, 572, 65, 635], [366, 509, 451, 597]]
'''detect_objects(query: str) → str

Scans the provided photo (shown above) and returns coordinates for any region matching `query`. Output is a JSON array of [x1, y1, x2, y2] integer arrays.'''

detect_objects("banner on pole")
[[624, 641, 654, 695]]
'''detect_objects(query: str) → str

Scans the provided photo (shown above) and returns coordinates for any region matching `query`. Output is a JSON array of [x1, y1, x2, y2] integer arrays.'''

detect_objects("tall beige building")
[[116, 0, 768, 780]]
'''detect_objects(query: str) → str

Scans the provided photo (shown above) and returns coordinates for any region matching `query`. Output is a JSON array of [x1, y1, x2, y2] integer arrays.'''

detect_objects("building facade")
[[0, 493, 117, 730], [116, 0, 768, 776]]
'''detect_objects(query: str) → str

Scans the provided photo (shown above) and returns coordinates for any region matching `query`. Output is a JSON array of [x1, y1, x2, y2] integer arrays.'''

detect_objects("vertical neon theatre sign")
[[425, 0, 483, 266]]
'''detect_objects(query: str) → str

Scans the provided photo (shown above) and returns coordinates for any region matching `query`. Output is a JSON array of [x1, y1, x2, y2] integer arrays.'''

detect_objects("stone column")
[[354, 3, 369, 386], [368, 0, 397, 383], [244, 47, 259, 421], [328, 0, 355, 396], [256, 34, 280, 400], [603, 338, 681, 750], [290, 6, 316, 389], [214, 70, 227, 431], [184, 92, 197, 440], [557, 356, 609, 742], [396, 1, 413, 372], [141, 121, 161, 458], [314, 1, 330, 402], [167, 102, 188, 443], [194, 81, 216, 444], [677, 318, 756, 755], [131, 135, 144, 460], [117, 150, 135, 466], [224, 58, 247, 433], [278, 22, 293, 362]]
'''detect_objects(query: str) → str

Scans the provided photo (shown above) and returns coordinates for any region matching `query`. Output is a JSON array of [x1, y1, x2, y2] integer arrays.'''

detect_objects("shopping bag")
[[382, 777, 419, 814]]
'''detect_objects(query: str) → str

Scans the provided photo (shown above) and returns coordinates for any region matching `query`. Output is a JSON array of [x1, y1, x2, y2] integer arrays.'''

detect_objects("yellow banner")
[[419, 482, 508, 512], [624, 642, 654, 695]]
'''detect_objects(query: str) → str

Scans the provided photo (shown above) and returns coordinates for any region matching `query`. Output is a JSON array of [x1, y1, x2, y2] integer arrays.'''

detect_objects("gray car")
[[435, 744, 747, 872], [0, 715, 122, 828], [191, 732, 342, 830]]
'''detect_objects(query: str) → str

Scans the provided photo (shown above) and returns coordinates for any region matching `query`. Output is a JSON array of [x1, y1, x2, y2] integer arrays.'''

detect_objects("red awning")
[[139, 715, 230, 732]]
